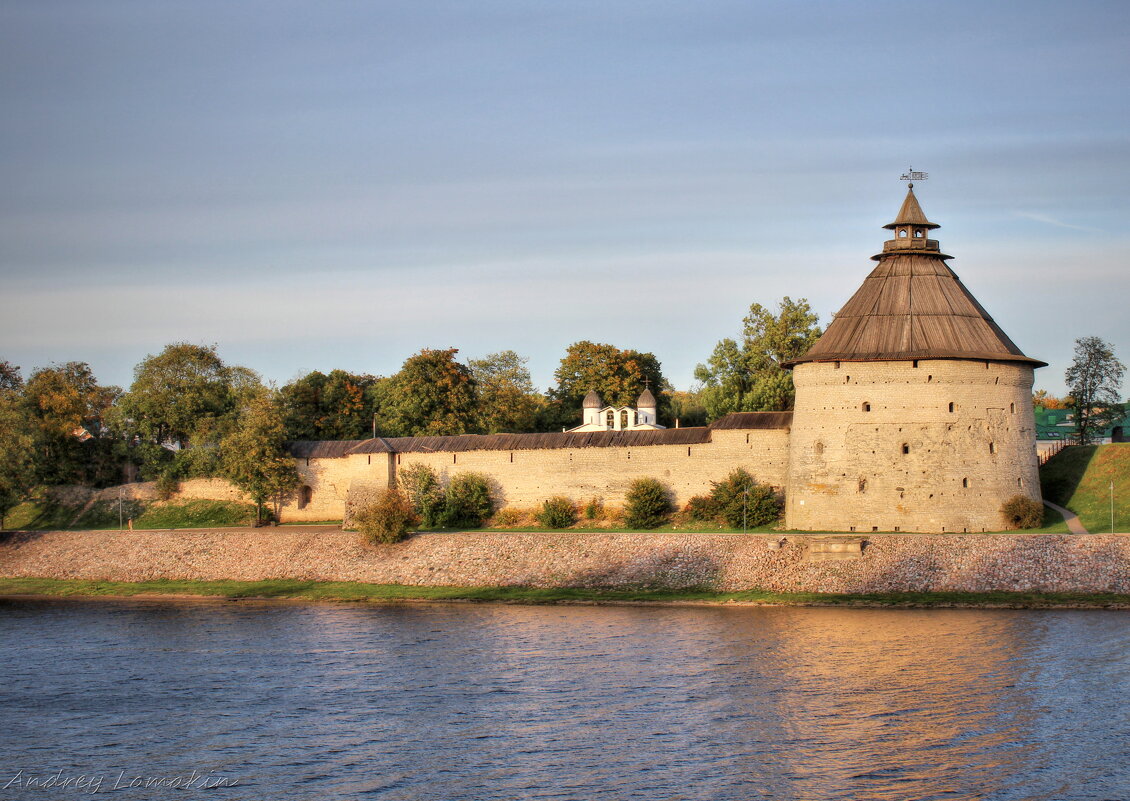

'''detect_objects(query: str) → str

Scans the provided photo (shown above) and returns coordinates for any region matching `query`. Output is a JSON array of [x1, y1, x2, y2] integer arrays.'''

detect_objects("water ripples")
[[2, 601, 1129, 800]]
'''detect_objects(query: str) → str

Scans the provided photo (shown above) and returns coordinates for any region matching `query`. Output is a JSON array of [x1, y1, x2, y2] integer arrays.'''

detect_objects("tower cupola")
[[877, 184, 947, 258]]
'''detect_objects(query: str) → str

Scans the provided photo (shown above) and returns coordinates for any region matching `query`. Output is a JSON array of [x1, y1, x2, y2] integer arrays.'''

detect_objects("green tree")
[[547, 341, 666, 429], [694, 297, 820, 420], [115, 343, 259, 448], [0, 392, 38, 527], [221, 394, 300, 524], [469, 351, 542, 433], [1066, 336, 1126, 444], [280, 369, 381, 440], [378, 349, 478, 436]]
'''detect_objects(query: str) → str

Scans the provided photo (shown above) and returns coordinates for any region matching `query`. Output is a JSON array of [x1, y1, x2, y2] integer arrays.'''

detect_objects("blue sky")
[[2, 0, 1127, 397]]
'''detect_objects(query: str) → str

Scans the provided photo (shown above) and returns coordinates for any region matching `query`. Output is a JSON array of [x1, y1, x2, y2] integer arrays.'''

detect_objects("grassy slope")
[[1041, 444, 1130, 533], [5, 497, 256, 530], [1, 577, 1128, 608]]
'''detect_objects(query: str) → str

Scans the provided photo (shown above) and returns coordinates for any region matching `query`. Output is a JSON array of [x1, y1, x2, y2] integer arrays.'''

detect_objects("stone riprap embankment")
[[2, 529, 1130, 593]]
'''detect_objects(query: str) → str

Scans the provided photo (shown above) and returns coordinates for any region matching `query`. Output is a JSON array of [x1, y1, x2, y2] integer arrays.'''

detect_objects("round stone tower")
[[783, 186, 1045, 533]]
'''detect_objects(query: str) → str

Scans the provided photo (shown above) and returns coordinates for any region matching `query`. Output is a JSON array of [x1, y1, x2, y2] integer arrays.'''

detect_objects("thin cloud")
[[1014, 211, 1098, 232]]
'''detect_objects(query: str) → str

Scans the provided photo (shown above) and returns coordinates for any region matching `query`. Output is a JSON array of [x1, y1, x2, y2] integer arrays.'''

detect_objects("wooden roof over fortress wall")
[[287, 411, 791, 459]]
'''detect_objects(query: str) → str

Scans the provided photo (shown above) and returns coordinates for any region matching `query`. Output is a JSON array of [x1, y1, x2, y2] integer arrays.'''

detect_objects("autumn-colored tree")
[[1032, 389, 1070, 410], [546, 341, 666, 430], [221, 394, 300, 524], [469, 351, 542, 433], [667, 389, 708, 428], [694, 297, 820, 420], [0, 360, 22, 392], [22, 362, 122, 485], [280, 369, 381, 440], [377, 349, 479, 437]]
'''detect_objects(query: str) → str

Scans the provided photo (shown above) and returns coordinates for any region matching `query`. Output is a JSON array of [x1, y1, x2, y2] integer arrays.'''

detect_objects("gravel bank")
[[3, 529, 1130, 593]]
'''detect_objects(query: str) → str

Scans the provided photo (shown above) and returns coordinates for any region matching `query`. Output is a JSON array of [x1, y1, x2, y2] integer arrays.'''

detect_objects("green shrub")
[[710, 468, 781, 528], [1001, 495, 1044, 529], [537, 496, 577, 529], [441, 472, 494, 529], [684, 494, 718, 522], [155, 473, 180, 501], [398, 464, 444, 528], [583, 496, 604, 520], [354, 488, 417, 544], [624, 477, 672, 529]]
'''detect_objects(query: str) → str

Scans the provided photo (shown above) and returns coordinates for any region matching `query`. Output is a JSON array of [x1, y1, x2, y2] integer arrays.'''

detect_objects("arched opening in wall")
[[621, 410, 629, 429], [901, 443, 910, 455], [914, 230, 924, 238], [898, 229, 908, 238], [814, 441, 824, 455], [927, 375, 933, 382], [633, 411, 639, 425], [912, 360, 919, 368], [298, 485, 312, 510], [862, 402, 871, 412], [1017, 477, 1023, 488], [948, 402, 955, 413], [606, 410, 615, 429], [1010, 402, 1015, 414], [962, 477, 969, 488], [989, 442, 996, 454]]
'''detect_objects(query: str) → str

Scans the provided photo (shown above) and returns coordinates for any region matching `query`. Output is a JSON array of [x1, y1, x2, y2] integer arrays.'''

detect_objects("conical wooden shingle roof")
[[787, 187, 1045, 367]]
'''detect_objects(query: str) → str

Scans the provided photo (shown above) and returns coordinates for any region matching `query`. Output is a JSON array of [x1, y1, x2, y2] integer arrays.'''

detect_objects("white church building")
[[567, 388, 665, 432]]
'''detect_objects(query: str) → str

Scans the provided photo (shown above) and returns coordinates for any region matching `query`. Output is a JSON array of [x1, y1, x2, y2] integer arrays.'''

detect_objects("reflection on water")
[[1, 600, 1128, 800]]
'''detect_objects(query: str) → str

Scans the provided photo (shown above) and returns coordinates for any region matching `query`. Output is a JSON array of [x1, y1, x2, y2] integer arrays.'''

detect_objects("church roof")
[[786, 188, 1046, 368], [637, 387, 657, 407], [582, 389, 603, 408]]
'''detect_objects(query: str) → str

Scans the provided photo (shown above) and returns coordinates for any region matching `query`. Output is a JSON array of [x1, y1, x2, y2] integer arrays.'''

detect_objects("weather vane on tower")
[[900, 166, 928, 189]]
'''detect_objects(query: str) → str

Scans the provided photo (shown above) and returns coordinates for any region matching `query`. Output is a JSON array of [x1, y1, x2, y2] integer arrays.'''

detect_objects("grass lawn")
[[2, 577, 1128, 608], [1041, 444, 1130, 533]]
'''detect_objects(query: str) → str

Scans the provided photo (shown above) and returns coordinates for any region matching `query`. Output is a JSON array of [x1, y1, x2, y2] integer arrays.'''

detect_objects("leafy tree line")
[[0, 295, 843, 520]]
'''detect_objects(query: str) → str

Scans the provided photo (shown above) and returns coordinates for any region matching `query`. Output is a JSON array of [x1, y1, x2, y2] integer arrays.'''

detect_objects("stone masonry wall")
[[284, 429, 791, 521], [787, 359, 1041, 533], [3, 529, 1129, 594]]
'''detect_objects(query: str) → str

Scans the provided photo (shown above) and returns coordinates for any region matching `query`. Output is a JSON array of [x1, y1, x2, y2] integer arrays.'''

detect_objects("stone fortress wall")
[[786, 359, 1041, 533], [285, 426, 792, 523]]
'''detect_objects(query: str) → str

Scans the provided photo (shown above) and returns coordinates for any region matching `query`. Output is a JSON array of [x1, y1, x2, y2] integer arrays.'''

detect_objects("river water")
[[1, 599, 1128, 800]]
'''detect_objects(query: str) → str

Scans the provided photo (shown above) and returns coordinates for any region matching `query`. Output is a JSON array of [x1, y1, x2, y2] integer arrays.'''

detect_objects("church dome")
[[637, 387, 657, 408], [582, 390, 603, 409]]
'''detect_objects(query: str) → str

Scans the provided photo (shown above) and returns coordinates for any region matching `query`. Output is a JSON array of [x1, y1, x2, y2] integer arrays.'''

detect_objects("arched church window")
[[862, 401, 871, 412], [298, 485, 312, 509], [620, 410, 629, 429], [606, 410, 615, 429]]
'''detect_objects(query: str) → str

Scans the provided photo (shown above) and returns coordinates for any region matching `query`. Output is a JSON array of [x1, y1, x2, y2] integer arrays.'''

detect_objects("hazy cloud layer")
[[2, 1, 1128, 395]]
